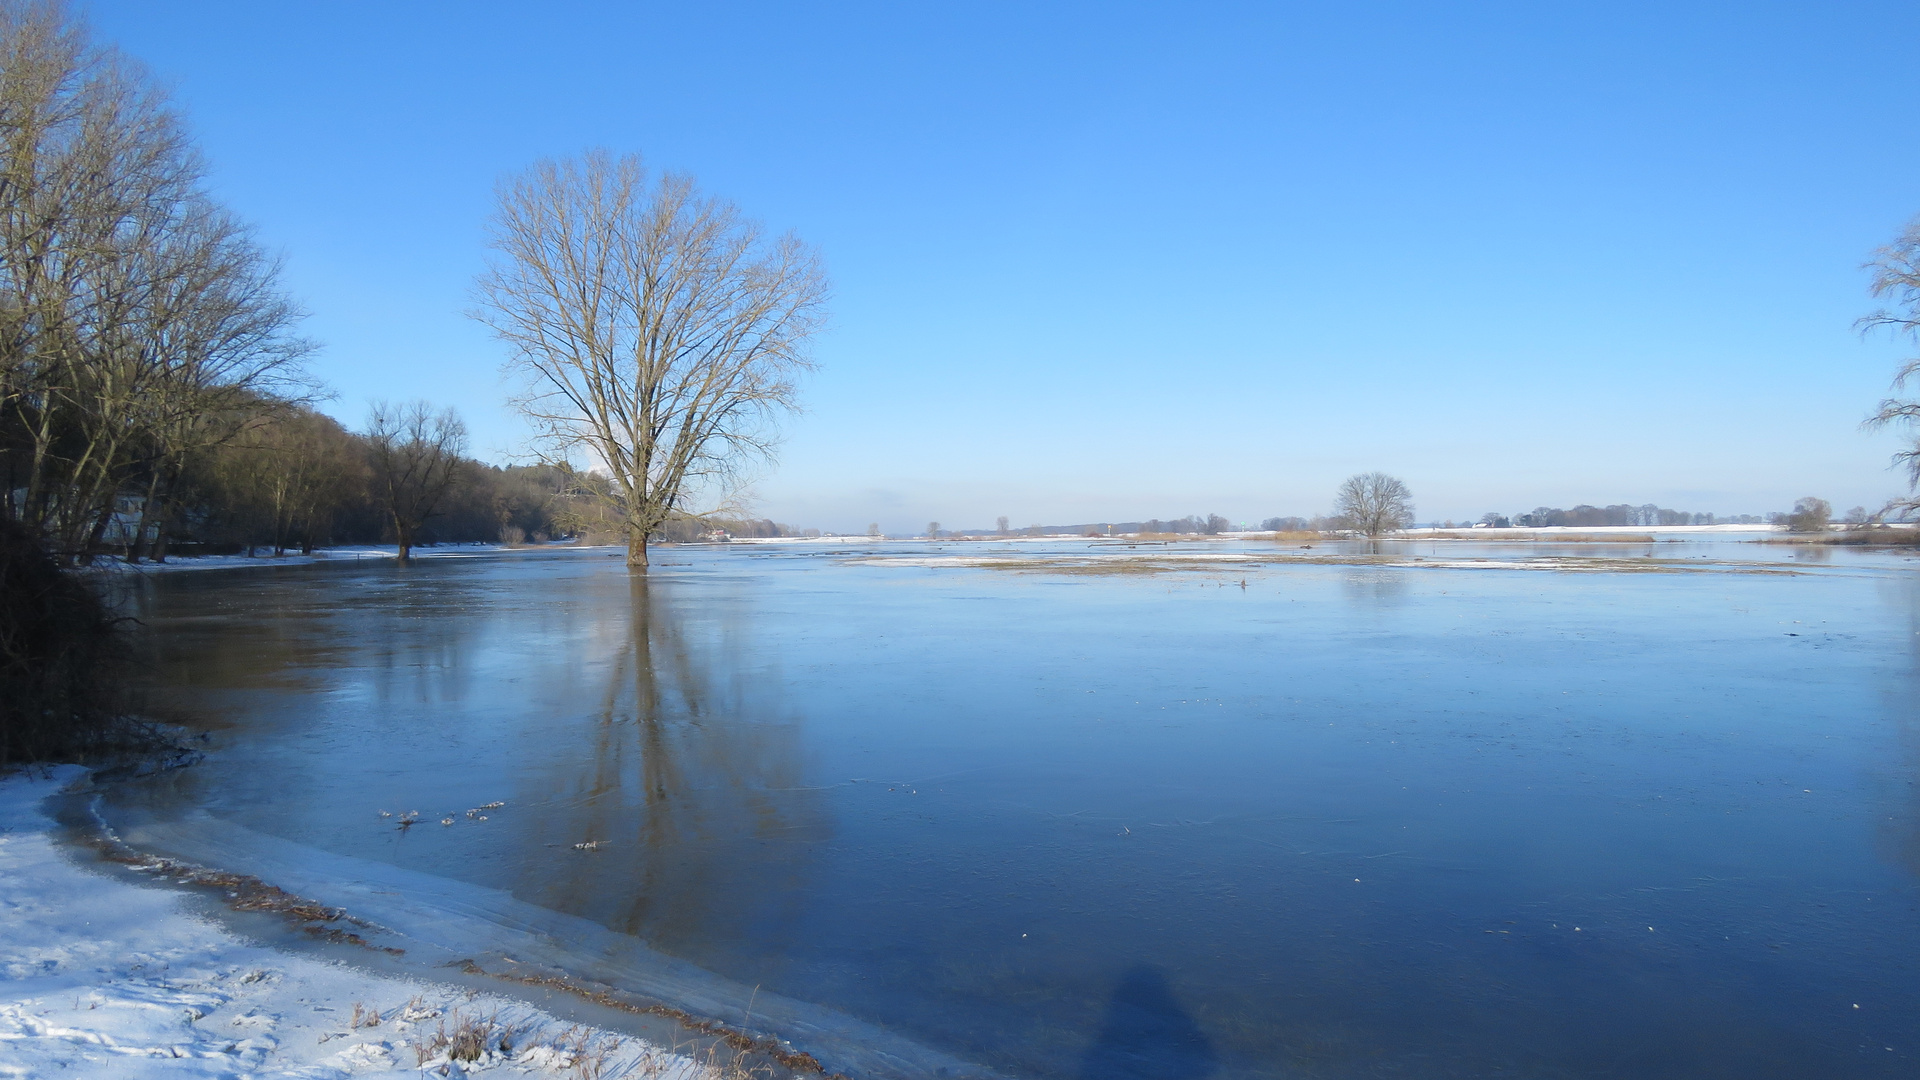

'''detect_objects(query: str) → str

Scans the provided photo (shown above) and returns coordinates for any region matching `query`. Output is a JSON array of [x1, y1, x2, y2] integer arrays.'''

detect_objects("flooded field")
[[98, 537, 1920, 1078]]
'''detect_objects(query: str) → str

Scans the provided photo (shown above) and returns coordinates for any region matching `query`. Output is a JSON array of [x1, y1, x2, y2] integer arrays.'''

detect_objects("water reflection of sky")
[[121, 540, 1920, 1079]]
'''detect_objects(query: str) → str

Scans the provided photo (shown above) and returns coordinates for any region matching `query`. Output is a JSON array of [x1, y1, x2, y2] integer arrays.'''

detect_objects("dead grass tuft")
[[452, 959, 834, 1077], [547, 1025, 625, 1079], [398, 1003, 781, 1080], [412, 1007, 528, 1067]]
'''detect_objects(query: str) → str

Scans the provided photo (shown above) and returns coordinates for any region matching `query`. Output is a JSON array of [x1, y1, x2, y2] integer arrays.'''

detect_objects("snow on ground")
[[0, 767, 710, 1080], [86, 545, 525, 574]]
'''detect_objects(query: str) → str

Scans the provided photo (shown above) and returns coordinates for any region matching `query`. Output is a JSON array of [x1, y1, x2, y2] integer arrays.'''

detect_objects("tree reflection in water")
[[1881, 577, 1920, 879], [517, 573, 831, 975]]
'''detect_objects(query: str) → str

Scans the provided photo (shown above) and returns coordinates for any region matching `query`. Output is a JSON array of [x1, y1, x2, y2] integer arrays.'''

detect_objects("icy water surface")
[[107, 538, 1919, 1078]]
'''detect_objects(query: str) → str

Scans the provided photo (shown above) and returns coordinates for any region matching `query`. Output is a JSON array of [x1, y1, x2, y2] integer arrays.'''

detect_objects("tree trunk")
[[128, 471, 165, 563], [626, 523, 649, 569], [79, 497, 117, 565]]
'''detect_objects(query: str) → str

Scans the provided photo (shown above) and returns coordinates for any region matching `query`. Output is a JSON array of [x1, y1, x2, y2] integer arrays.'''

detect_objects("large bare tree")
[[1864, 216, 1920, 515], [1335, 472, 1414, 537], [473, 150, 827, 568], [365, 401, 466, 562]]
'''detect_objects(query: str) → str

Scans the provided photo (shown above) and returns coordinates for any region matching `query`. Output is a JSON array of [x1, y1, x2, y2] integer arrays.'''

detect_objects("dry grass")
[[75, 829, 405, 955], [1767, 525, 1920, 546], [396, 1001, 771, 1080], [538, 1024, 628, 1080], [448, 960, 830, 1078], [411, 1006, 530, 1069]]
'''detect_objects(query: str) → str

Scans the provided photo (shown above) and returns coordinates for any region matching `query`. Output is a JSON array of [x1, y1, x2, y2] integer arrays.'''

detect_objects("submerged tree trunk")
[[128, 471, 166, 563], [79, 497, 117, 565], [626, 523, 649, 569], [366, 401, 465, 567]]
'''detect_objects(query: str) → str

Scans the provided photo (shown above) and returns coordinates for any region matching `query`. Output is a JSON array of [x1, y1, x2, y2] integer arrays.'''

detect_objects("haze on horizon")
[[79, 0, 1920, 534]]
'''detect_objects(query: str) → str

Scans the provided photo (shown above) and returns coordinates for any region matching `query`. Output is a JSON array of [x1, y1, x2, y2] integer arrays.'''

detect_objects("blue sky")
[[83, 1, 1920, 531]]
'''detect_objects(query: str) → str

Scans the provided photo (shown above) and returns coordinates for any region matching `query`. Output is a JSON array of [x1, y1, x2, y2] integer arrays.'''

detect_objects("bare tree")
[[365, 401, 466, 561], [473, 150, 827, 569], [246, 408, 362, 555], [996, 515, 1009, 536], [0, 1, 309, 560], [926, 521, 940, 539], [1335, 472, 1414, 537], [1864, 217, 1920, 515], [1784, 496, 1831, 534], [121, 208, 313, 560]]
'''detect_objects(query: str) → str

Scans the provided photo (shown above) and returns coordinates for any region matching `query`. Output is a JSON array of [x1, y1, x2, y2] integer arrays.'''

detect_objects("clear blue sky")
[[83, 1, 1920, 531]]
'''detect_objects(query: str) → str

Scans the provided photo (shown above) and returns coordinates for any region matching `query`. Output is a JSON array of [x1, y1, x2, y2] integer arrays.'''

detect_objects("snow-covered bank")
[[85, 544, 530, 574], [0, 767, 710, 1079], [91, 803, 999, 1080]]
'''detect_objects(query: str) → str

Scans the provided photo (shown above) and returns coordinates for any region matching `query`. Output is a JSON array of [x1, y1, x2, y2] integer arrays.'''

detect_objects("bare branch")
[[1862, 216, 1920, 495]]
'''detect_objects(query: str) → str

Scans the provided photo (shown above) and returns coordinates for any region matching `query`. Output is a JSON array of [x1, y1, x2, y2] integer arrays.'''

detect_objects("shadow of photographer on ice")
[[1079, 965, 1217, 1080]]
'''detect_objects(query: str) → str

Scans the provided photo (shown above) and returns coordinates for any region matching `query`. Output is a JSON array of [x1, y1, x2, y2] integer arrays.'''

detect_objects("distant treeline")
[[1132, 514, 1232, 535], [94, 404, 582, 557], [149, 408, 818, 556], [8, 380, 807, 560], [925, 502, 1819, 541], [1502, 505, 1766, 528], [933, 514, 1237, 537], [1261, 516, 1344, 532]]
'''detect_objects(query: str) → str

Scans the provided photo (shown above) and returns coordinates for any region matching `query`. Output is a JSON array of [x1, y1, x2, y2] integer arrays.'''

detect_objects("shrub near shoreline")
[[0, 522, 132, 764]]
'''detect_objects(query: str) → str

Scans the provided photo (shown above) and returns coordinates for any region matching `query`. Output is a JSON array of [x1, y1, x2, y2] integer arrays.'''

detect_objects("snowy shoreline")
[[82, 544, 531, 574], [0, 767, 718, 1079]]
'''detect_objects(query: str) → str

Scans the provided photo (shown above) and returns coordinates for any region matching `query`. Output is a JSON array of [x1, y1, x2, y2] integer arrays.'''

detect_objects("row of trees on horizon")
[[923, 496, 1863, 541]]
